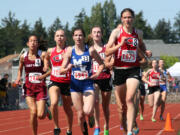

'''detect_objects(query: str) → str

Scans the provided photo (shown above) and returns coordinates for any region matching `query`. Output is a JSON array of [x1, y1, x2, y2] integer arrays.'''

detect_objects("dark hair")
[[4, 74, 9, 77], [121, 8, 135, 18], [38, 38, 48, 51], [72, 27, 85, 37], [28, 35, 47, 51], [86, 34, 94, 47]]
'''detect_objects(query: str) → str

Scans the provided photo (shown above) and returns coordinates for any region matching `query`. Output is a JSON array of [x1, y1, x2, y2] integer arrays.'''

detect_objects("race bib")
[[52, 66, 66, 77], [121, 50, 136, 62], [35, 59, 41, 67], [93, 61, 99, 73], [29, 72, 42, 83], [151, 79, 159, 86], [74, 71, 88, 80]]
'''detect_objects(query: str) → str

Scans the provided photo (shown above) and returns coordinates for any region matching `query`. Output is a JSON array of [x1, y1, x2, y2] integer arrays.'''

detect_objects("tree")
[[102, 0, 117, 42], [19, 20, 31, 50], [64, 22, 73, 45], [134, 11, 154, 39], [174, 11, 180, 43], [154, 19, 176, 43], [73, 8, 87, 29], [160, 55, 179, 69], [32, 18, 47, 40], [47, 17, 63, 47], [0, 12, 21, 55], [90, 3, 104, 29]]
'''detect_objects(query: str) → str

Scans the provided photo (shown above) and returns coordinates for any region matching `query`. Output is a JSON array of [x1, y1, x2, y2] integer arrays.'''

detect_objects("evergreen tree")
[[134, 11, 154, 39], [154, 19, 175, 43], [32, 18, 47, 40], [47, 17, 63, 47], [174, 11, 180, 43], [0, 12, 21, 55]]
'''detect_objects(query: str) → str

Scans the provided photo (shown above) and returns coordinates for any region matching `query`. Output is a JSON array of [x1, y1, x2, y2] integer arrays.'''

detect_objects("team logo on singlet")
[[35, 58, 41, 67], [53, 54, 62, 62], [125, 37, 138, 47]]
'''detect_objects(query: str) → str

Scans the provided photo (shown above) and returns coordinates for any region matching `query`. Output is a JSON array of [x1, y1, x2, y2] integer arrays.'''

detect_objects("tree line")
[[0, 0, 180, 58]]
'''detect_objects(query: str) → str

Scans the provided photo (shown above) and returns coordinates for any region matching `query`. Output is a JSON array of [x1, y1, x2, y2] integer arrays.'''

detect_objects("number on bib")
[[74, 71, 88, 80], [52, 66, 66, 77], [121, 50, 136, 62], [29, 73, 42, 83], [93, 61, 99, 73]]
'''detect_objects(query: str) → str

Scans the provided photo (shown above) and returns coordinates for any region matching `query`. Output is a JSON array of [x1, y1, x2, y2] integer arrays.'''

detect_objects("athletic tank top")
[[70, 45, 92, 80], [50, 47, 70, 83], [24, 51, 45, 91], [92, 45, 111, 80], [114, 26, 140, 68], [159, 69, 167, 85], [149, 70, 161, 87]]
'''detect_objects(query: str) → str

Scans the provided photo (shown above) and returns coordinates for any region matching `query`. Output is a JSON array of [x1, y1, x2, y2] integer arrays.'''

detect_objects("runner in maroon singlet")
[[15, 35, 51, 135], [90, 26, 113, 135]]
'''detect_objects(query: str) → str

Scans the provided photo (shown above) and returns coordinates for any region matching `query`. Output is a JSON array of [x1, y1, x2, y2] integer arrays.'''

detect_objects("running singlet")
[[159, 69, 167, 85], [149, 70, 161, 87], [24, 51, 46, 92], [70, 45, 92, 81], [50, 47, 70, 83], [114, 26, 140, 68], [92, 45, 111, 80]]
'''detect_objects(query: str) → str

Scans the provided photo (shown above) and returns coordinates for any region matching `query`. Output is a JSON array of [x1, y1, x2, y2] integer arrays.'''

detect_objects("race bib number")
[[151, 79, 159, 86], [52, 66, 66, 77], [126, 38, 139, 47], [74, 71, 88, 80], [93, 61, 99, 73], [29, 72, 42, 83], [121, 50, 136, 62], [35, 59, 41, 67]]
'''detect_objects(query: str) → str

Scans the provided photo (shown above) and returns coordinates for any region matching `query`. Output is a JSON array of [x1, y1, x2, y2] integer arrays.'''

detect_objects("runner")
[[143, 60, 164, 122], [44, 29, 73, 135], [139, 71, 146, 121], [60, 28, 104, 135], [105, 8, 147, 135], [90, 26, 113, 135], [15, 35, 51, 135], [159, 59, 171, 120]]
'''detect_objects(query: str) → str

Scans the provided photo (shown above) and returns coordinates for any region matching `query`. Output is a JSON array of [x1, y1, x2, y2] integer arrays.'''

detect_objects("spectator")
[[0, 74, 9, 109]]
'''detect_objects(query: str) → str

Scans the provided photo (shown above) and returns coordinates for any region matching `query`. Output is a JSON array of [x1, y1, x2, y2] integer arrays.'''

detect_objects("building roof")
[[144, 40, 180, 58], [0, 54, 19, 64]]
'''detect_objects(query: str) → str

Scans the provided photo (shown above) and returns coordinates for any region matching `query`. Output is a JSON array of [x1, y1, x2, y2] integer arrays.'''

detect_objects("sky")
[[0, 0, 180, 29]]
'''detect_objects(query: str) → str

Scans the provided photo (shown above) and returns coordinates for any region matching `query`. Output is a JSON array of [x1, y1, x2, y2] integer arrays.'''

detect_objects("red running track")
[[0, 104, 180, 135]]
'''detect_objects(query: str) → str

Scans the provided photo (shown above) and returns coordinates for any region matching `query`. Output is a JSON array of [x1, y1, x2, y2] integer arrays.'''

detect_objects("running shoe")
[[93, 128, 100, 135], [120, 126, 124, 130], [83, 121, 88, 135], [66, 131, 72, 135], [104, 129, 109, 135], [160, 115, 164, 121], [127, 132, 133, 135], [88, 115, 95, 128], [151, 117, 156, 122], [54, 128, 61, 135], [45, 102, 52, 120], [140, 114, 144, 121], [133, 127, 139, 135]]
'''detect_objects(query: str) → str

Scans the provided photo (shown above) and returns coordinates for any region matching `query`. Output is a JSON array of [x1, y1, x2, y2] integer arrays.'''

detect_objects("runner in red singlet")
[[44, 29, 73, 135], [90, 26, 113, 135], [143, 60, 164, 122], [15, 35, 51, 135], [105, 8, 147, 135]]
